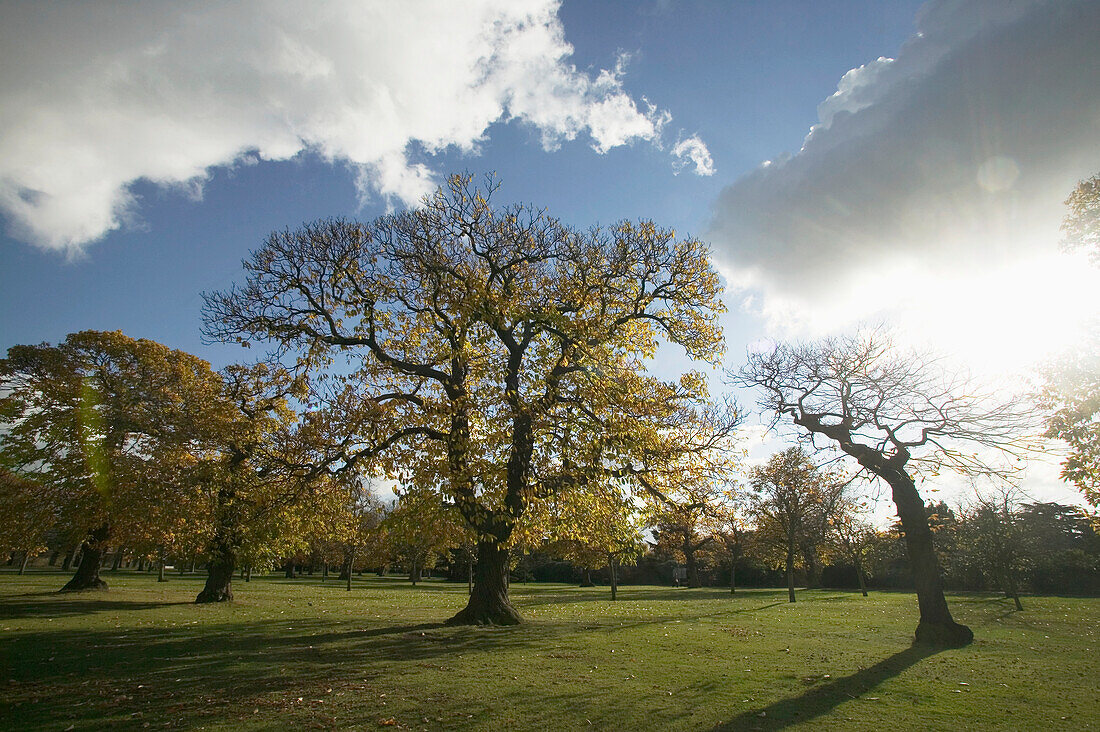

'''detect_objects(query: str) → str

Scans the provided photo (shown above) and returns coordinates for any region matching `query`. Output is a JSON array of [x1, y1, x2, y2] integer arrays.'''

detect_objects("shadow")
[[0, 612, 573, 730], [0, 595, 193, 619], [714, 645, 941, 731]]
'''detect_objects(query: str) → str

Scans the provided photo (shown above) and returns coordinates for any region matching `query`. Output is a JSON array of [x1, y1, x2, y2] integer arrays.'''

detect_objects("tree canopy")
[[0, 330, 226, 591], [203, 173, 730, 624]]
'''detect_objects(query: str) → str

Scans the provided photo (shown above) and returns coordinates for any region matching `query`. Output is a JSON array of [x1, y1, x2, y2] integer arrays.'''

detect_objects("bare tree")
[[737, 329, 1033, 646]]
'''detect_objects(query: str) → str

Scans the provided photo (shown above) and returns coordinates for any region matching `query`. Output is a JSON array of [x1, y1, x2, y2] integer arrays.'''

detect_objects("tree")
[[830, 506, 877, 597], [384, 485, 465, 584], [737, 330, 1032, 646], [191, 362, 317, 603], [706, 490, 750, 594], [653, 502, 714, 589], [0, 331, 225, 592], [957, 489, 1029, 610], [534, 474, 645, 599], [203, 174, 726, 624], [1061, 173, 1100, 264], [1038, 332, 1100, 510], [749, 447, 830, 603], [1040, 174, 1100, 508]]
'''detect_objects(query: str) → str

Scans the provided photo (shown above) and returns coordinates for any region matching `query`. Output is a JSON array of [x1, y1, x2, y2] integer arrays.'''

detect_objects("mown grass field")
[[1, 571, 1097, 731]]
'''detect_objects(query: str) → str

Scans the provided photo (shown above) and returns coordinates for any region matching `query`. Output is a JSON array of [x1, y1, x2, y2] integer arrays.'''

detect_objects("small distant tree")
[[704, 489, 749, 594], [830, 507, 877, 597], [384, 486, 465, 584], [737, 330, 1033, 646], [749, 447, 830, 603], [958, 489, 1030, 610]]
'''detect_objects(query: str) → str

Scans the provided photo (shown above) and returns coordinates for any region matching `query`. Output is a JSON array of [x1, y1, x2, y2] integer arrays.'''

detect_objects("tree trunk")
[[111, 550, 124, 571], [1001, 570, 1023, 611], [196, 540, 235, 603], [580, 567, 594, 587], [446, 540, 520, 625], [785, 538, 796, 603], [608, 554, 618, 601], [888, 472, 972, 646], [48, 550, 60, 566], [466, 548, 474, 596], [410, 559, 420, 585], [62, 546, 78, 572], [157, 558, 166, 583], [684, 546, 700, 588], [60, 524, 110, 592], [285, 561, 295, 579], [322, 562, 328, 583], [18, 551, 30, 575], [855, 555, 868, 597], [345, 546, 355, 591], [730, 562, 736, 594]]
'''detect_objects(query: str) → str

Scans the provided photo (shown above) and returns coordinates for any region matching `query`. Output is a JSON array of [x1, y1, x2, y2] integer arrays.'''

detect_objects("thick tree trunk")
[[60, 525, 110, 592], [889, 473, 972, 646], [446, 540, 520, 625], [785, 539, 796, 603], [344, 546, 355, 591], [18, 551, 30, 575], [730, 562, 736, 594], [285, 561, 295, 579], [855, 556, 868, 597], [157, 559, 166, 583], [410, 559, 420, 585], [196, 540, 235, 603], [49, 550, 60, 566]]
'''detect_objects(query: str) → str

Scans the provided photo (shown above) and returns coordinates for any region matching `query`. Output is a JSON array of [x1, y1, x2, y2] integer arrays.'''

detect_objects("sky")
[[2, 0, 1098, 515]]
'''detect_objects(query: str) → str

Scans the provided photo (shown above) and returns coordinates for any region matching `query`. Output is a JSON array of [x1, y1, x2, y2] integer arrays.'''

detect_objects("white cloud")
[[709, 0, 1100, 373], [672, 134, 715, 177], [0, 0, 690, 254]]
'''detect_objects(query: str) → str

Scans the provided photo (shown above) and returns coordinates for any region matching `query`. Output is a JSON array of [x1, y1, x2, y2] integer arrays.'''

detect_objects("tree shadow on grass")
[[0, 594, 193, 619], [0, 612, 574, 730], [714, 645, 941, 731]]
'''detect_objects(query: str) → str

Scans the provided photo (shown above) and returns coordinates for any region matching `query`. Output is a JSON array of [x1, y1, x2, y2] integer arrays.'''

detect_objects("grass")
[[1, 571, 1098, 730]]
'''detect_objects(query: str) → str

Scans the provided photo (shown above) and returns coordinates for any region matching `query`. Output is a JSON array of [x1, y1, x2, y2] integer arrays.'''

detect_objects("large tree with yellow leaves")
[[0, 331, 225, 591], [204, 174, 728, 624]]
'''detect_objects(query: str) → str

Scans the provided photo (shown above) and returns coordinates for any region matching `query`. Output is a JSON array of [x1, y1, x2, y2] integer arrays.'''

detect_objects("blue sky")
[[2, 0, 1098, 509]]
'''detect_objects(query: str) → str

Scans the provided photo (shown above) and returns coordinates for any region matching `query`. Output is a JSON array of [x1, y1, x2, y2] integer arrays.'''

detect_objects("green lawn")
[[1, 571, 1097, 730]]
